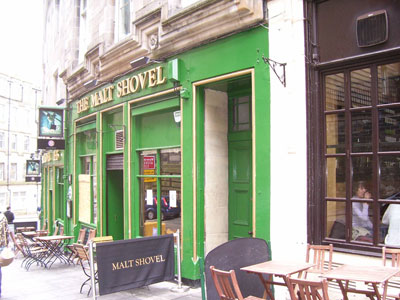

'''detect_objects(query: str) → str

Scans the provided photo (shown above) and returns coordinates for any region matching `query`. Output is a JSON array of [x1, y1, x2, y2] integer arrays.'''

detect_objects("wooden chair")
[[286, 276, 330, 300], [53, 224, 59, 236], [305, 244, 333, 277], [11, 232, 26, 257], [41, 220, 47, 231], [209, 266, 263, 300], [87, 229, 96, 244], [66, 228, 86, 264], [35, 221, 48, 236], [17, 233, 49, 271], [74, 243, 97, 296], [382, 247, 400, 300]]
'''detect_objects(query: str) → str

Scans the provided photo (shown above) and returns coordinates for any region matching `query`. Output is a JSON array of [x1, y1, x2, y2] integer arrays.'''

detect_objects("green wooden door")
[[228, 93, 252, 240], [228, 138, 252, 239], [106, 170, 124, 240]]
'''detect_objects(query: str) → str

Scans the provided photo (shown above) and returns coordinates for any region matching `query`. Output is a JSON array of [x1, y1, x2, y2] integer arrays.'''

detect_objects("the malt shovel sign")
[[96, 234, 175, 295]]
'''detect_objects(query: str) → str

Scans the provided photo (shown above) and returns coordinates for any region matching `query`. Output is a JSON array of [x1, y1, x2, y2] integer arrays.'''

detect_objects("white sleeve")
[[382, 205, 391, 225]]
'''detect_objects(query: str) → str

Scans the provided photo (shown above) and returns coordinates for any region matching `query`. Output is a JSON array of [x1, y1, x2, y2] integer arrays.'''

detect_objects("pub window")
[[324, 60, 400, 249], [55, 168, 64, 220], [80, 155, 97, 224], [115, 0, 131, 42], [78, 0, 87, 63], [138, 148, 181, 237]]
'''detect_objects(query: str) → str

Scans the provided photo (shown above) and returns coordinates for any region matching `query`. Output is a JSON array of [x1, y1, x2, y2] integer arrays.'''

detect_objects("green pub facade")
[[41, 26, 271, 281]]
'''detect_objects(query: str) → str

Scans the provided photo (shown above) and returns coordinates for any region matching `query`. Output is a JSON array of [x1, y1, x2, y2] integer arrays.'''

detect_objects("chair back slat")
[[77, 229, 86, 244], [210, 266, 244, 300], [383, 247, 400, 268], [74, 243, 90, 261], [86, 229, 96, 245], [53, 224, 59, 236], [306, 244, 333, 273], [287, 276, 330, 300]]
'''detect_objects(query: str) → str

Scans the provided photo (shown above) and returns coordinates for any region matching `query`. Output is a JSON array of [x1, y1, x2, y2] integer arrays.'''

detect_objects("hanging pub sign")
[[37, 107, 65, 149], [96, 234, 175, 295], [25, 160, 41, 182], [37, 138, 65, 150], [26, 160, 40, 175], [38, 107, 64, 138], [25, 176, 41, 182]]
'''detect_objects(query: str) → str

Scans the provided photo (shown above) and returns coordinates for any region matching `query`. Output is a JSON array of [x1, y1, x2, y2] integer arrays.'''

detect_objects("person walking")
[[0, 211, 10, 297], [3, 207, 14, 234]]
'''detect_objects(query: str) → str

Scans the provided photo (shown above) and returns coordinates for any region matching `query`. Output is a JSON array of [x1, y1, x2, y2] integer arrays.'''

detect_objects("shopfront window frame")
[[318, 56, 400, 253], [136, 146, 181, 236], [80, 155, 97, 225]]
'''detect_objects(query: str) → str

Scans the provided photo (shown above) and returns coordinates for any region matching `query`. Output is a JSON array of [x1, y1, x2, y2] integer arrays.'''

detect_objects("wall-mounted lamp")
[[180, 88, 190, 100], [83, 78, 113, 89], [56, 98, 66, 106], [83, 79, 97, 88], [130, 56, 164, 70], [173, 110, 181, 127]]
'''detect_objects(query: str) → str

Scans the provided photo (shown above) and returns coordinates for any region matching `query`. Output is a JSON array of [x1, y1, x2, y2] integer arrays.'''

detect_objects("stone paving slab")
[[1, 256, 202, 300]]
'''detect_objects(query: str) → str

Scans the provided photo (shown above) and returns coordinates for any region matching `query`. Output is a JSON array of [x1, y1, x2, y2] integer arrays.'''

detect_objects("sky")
[[0, 0, 43, 86]]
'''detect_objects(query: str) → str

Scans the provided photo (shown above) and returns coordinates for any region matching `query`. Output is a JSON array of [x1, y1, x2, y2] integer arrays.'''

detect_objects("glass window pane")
[[379, 156, 400, 199], [378, 62, 400, 104], [325, 73, 345, 111], [381, 203, 400, 246], [161, 148, 181, 175], [326, 201, 346, 239], [140, 178, 158, 235], [119, 0, 130, 35], [160, 148, 181, 235], [351, 68, 371, 108], [326, 113, 345, 154], [232, 96, 250, 131], [92, 157, 97, 224], [140, 150, 157, 176], [326, 157, 346, 198], [140, 149, 181, 237], [352, 110, 372, 152], [238, 103, 249, 124], [352, 157, 373, 195], [379, 107, 400, 152]]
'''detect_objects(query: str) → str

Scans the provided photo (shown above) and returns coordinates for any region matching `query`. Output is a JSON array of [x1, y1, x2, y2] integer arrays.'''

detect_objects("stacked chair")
[[17, 233, 49, 270]]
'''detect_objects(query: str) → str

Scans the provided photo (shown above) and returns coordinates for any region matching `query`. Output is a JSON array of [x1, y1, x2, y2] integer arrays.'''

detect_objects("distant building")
[[0, 73, 42, 221]]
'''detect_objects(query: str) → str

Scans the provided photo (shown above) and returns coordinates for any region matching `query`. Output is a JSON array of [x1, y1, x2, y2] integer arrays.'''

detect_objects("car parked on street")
[[145, 196, 180, 220]]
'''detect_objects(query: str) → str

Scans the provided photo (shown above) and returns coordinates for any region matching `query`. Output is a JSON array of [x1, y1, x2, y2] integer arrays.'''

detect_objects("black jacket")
[[4, 210, 14, 224]]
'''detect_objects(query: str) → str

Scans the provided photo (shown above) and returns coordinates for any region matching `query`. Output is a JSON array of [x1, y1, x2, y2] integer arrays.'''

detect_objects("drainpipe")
[[33, 87, 40, 228], [7, 80, 12, 207]]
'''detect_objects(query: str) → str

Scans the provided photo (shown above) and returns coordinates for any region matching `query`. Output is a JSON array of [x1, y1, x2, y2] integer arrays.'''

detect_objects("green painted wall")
[[136, 107, 180, 149]]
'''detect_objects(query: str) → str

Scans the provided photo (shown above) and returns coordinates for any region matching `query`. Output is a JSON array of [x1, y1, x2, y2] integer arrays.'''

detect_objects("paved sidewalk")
[[1, 255, 203, 300]]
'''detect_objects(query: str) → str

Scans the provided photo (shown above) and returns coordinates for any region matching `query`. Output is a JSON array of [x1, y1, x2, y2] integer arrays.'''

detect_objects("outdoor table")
[[35, 235, 74, 269], [22, 231, 39, 241], [16, 226, 36, 233], [321, 264, 400, 300], [240, 260, 315, 300]]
